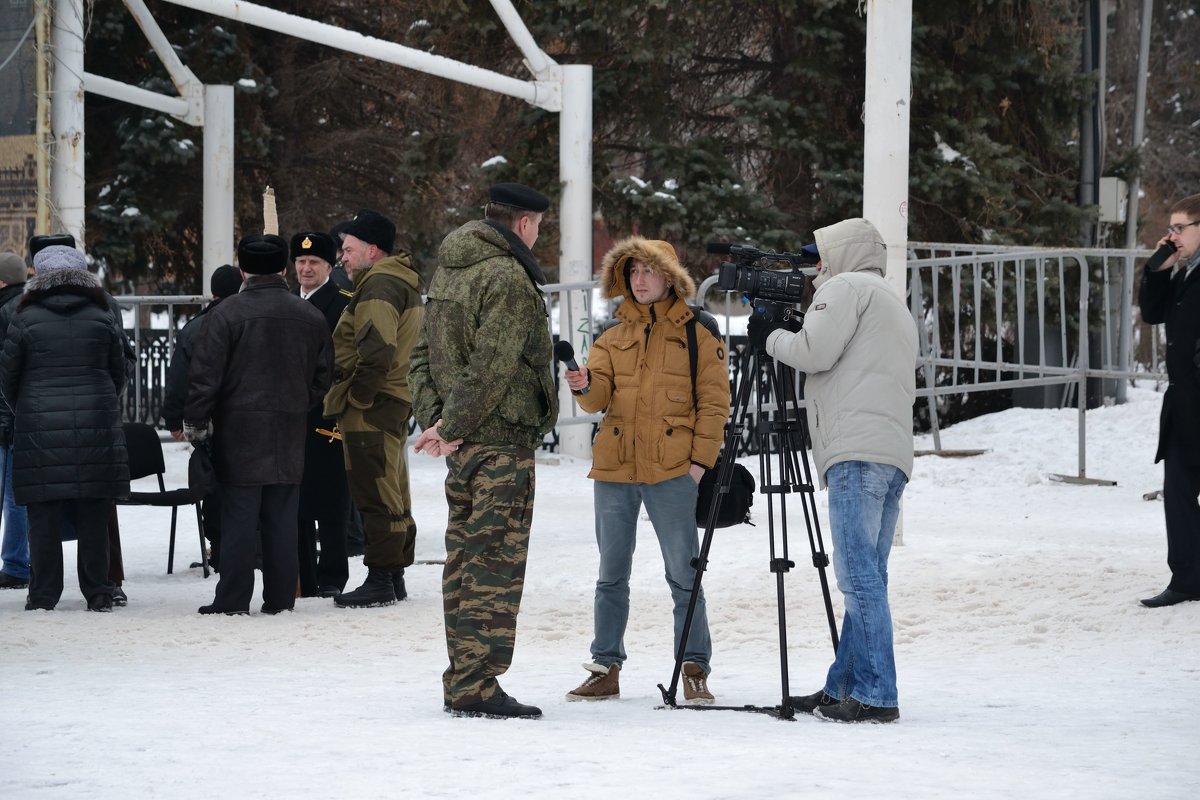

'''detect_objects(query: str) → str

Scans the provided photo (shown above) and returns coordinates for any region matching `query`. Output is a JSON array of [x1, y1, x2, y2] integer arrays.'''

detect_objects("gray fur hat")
[[32, 245, 87, 273]]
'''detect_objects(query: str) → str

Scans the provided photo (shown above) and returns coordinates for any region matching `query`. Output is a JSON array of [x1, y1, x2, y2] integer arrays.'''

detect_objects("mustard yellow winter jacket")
[[577, 237, 729, 484]]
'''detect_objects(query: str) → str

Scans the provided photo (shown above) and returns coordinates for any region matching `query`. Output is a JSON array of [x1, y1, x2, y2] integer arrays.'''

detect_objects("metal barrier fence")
[[115, 245, 1166, 475]]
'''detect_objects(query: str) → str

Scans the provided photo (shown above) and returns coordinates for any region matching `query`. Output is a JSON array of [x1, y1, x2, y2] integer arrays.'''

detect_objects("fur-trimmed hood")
[[19, 268, 110, 313], [598, 236, 695, 303]]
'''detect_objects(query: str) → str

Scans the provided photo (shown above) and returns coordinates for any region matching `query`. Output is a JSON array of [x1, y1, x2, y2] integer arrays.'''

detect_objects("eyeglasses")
[[1167, 221, 1200, 235]]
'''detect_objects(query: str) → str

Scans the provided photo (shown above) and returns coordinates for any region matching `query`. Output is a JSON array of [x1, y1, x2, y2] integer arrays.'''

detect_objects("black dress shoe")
[[111, 586, 128, 607], [1140, 589, 1200, 608], [316, 585, 342, 598], [789, 690, 838, 714], [451, 691, 542, 719], [260, 604, 293, 615], [88, 595, 114, 612], [0, 572, 30, 590], [198, 604, 249, 616], [24, 601, 54, 611], [814, 697, 899, 724]]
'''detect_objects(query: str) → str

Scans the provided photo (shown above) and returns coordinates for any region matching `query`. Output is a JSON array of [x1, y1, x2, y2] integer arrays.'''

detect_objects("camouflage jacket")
[[323, 253, 423, 420], [410, 219, 558, 450]]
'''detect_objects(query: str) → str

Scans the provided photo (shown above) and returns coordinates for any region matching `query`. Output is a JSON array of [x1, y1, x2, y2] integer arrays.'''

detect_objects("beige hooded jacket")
[[765, 218, 917, 487]]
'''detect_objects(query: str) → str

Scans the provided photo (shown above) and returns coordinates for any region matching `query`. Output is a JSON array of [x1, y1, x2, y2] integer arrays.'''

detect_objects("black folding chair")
[[115, 423, 210, 577]]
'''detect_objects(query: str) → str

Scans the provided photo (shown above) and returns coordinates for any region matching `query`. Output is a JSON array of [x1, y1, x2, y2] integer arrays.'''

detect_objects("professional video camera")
[[708, 242, 819, 323]]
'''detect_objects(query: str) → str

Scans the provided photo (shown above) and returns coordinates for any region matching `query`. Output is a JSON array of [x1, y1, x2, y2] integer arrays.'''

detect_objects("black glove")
[[747, 313, 787, 352]]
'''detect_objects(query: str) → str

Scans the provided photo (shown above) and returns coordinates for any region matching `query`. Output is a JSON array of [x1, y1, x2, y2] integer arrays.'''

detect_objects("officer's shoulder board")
[[338, 289, 353, 299]]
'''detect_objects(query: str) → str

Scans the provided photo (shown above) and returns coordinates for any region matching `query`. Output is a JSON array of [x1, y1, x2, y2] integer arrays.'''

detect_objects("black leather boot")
[[334, 569, 398, 608]]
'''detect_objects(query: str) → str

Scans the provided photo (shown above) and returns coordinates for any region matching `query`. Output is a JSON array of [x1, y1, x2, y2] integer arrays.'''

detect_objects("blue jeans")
[[591, 474, 712, 673], [0, 444, 30, 580], [823, 460, 907, 708]]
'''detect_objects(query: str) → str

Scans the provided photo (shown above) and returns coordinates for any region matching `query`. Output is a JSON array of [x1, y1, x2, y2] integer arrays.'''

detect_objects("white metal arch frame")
[[50, 0, 594, 454]]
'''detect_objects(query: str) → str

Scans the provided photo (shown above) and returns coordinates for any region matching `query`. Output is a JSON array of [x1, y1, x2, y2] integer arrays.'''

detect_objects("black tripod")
[[657, 332, 839, 719]]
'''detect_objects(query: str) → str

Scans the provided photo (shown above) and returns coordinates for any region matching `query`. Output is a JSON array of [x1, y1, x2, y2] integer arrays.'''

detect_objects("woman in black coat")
[[0, 246, 130, 611]]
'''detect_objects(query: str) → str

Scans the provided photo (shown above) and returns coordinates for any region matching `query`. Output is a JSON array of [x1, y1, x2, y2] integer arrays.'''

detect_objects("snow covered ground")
[[3, 386, 1197, 799]]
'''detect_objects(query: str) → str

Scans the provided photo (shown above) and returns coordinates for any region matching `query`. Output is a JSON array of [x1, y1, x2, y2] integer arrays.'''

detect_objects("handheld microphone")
[[1145, 240, 1178, 272], [554, 340, 589, 394]]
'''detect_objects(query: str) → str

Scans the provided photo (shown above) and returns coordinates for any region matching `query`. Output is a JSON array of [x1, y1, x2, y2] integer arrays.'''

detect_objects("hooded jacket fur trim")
[[598, 236, 696, 303], [20, 268, 110, 312]]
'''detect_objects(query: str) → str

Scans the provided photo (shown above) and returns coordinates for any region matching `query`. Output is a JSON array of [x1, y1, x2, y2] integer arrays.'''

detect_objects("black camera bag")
[[686, 309, 754, 528]]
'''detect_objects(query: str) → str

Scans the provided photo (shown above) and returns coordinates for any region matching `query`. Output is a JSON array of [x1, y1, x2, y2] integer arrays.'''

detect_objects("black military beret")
[[342, 209, 395, 254], [237, 234, 289, 275], [290, 231, 336, 266], [488, 182, 550, 213], [210, 264, 242, 298], [28, 233, 76, 259]]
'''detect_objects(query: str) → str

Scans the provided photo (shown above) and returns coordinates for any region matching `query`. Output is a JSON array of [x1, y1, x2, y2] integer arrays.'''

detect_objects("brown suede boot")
[[565, 662, 620, 701], [682, 661, 714, 705]]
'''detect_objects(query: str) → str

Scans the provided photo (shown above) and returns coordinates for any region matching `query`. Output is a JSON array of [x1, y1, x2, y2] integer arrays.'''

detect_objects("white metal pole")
[[488, 0, 557, 76], [862, 0, 913, 301], [862, 0, 913, 542], [1124, 0, 1153, 251], [49, 0, 86, 242], [556, 64, 594, 459], [203, 85, 234, 293]]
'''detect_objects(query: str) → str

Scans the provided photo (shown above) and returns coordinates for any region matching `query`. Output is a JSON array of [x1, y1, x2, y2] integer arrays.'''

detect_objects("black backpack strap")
[[686, 315, 699, 411]]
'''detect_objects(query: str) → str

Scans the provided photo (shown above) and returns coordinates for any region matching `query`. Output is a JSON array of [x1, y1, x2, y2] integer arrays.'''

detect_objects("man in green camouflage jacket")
[[411, 183, 558, 719], [323, 210, 423, 608]]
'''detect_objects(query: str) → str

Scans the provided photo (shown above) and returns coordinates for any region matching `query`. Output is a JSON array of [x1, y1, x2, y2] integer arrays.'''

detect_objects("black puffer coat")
[[0, 268, 130, 504]]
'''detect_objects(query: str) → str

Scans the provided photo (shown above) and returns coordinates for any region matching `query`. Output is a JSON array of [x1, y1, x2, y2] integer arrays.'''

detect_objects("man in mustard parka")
[[562, 237, 729, 704]]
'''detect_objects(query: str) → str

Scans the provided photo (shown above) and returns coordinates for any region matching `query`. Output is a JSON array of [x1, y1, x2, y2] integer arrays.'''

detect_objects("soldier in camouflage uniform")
[[323, 210, 423, 608], [411, 183, 558, 719]]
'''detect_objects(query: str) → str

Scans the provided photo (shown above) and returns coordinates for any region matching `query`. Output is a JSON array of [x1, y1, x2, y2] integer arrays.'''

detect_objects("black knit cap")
[[28, 233, 76, 259], [210, 264, 242, 298], [488, 182, 550, 213], [342, 209, 395, 254], [290, 231, 336, 266], [237, 234, 289, 275]]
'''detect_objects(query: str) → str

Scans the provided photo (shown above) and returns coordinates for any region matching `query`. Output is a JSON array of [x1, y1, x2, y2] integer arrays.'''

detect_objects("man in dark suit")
[[1139, 192, 1200, 608], [185, 234, 332, 615], [291, 231, 353, 596]]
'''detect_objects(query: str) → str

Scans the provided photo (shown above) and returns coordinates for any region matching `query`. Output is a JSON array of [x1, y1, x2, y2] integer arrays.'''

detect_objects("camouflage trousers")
[[338, 396, 416, 573], [442, 442, 536, 707]]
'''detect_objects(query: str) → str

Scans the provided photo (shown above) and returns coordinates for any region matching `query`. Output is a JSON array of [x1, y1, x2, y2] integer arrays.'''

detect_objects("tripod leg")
[[660, 346, 755, 707]]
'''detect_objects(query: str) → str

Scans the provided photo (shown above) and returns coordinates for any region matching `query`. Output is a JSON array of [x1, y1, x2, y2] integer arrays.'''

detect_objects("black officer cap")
[[237, 234, 289, 275], [488, 182, 550, 213], [290, 231, 337, 266], [342, 209, 395, 254]]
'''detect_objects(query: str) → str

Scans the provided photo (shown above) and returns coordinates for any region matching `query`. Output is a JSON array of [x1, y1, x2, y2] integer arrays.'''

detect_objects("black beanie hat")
[[237, 234, 289, 275], [290, 231, 336, 266], [210, 264, 242, 298], [342, 209, 395, 254]]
